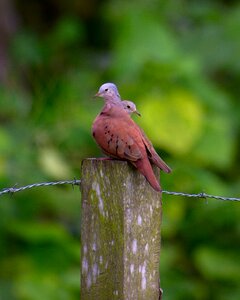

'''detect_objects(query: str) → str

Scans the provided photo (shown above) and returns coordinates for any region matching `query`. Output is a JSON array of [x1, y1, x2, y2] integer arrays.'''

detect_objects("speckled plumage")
[[92, 83, 171, 192]]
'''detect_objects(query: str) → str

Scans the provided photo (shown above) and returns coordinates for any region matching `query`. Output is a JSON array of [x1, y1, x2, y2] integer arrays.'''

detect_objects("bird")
[[121, 100, 171, 174], [121, 100, 141, 116], [92, 83, 171, 192]]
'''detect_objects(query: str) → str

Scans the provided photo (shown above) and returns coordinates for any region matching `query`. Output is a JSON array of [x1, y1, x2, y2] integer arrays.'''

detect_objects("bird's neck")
[[104, 94, 121, 103], [100, 102, 130, 119], [101, 102, 117, 114]]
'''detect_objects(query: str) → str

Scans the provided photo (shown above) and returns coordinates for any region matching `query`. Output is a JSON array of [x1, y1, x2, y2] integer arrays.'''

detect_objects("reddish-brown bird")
[[121, 100, 171, 174], [92, 83, 171, 192]]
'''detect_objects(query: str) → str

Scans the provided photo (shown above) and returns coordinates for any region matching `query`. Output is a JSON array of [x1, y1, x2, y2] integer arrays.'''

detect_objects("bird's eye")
[[105, 88, 108, 92], [127, 105, 130, 108]]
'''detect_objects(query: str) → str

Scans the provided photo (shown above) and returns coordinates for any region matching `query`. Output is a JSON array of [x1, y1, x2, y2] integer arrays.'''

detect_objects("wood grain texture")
[[81, 159, 162, 300]]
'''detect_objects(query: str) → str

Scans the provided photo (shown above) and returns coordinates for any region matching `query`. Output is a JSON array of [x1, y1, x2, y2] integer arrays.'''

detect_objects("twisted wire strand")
[[0, 180, 81, 196], [162, 190, 240, 202], [0, 180, 239, 202]]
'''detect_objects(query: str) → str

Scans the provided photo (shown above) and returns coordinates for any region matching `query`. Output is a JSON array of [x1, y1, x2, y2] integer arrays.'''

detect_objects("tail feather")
[[139, 127, 172, 173], [133, 159, 161, 192], [150, 153, 172, 173]]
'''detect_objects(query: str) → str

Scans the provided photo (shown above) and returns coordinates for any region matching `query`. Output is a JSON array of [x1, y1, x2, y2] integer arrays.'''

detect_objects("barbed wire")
[[0, 180, 81, 196], [0, 179, 239, 202], [162, 190, 240, 202]]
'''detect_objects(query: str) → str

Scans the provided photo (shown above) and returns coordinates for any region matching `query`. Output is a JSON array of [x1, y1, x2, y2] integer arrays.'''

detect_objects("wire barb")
[[0, 180, 239, 202], [0, 180, 81, 196], [162, 190, 240, 202]]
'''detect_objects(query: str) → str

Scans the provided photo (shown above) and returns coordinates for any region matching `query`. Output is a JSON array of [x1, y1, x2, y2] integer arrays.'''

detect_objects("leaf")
[[192, 112, 235, 168], [194, 247, 240, 282], [138, 89, 203, 155], [111, 11, 179, 77], [8, 221, 70, 244], [38, 148, 72, 179]]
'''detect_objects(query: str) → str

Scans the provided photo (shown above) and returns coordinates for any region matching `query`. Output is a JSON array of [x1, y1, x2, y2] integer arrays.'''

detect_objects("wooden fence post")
[[81, 159, 162, 300]]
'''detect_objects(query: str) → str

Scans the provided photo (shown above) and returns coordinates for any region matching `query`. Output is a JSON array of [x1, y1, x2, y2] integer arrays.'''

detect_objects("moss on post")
[[81, 159, 162, 300]]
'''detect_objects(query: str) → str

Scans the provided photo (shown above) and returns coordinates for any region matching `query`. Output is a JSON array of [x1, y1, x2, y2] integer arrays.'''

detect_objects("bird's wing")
[[139, 127, 172, 173], [92, 115, 144, 161]]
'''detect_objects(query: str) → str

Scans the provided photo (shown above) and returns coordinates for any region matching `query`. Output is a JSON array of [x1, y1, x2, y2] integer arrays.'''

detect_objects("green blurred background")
[[0, 0, 240, 299]]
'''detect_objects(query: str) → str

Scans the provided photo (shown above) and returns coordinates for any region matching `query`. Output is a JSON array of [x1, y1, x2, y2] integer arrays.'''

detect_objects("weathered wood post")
[[81, 159, 162, 300]]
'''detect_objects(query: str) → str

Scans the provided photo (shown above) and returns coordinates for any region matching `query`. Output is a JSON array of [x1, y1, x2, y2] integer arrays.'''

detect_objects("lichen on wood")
[[81, 159, 162, 300]]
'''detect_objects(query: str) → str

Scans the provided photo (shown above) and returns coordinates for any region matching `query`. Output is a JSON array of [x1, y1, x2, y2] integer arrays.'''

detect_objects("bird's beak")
[[94, 92, 102, 97], [134, 110, 141, 117]]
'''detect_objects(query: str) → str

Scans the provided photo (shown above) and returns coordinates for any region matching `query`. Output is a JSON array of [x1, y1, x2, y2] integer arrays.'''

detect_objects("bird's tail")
[[133, 159, 161, 192], [150, 153, 172, 173]]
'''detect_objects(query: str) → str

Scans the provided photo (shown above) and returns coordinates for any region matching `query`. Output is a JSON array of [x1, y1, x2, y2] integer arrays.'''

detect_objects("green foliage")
[[138, 90, 204, 154], [0, 0, 239, 299]]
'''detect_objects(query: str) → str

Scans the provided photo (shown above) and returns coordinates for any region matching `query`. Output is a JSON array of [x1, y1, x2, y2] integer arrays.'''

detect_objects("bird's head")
[[122, 100, 141, 116], [95, 83, 121, 101]]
